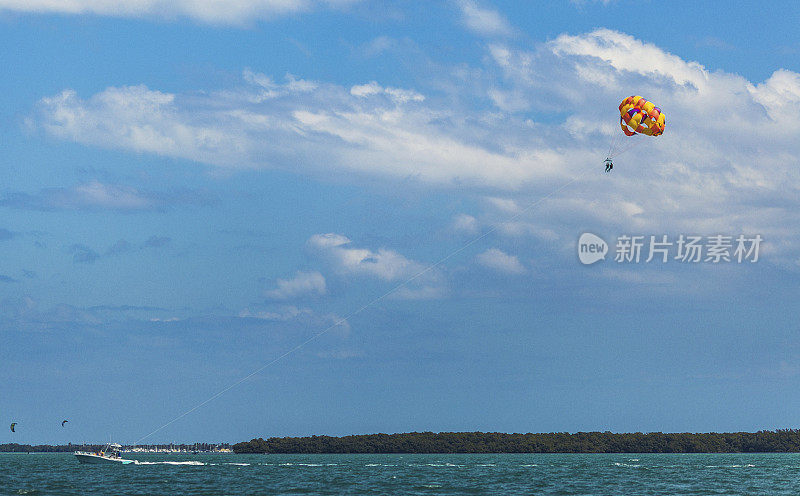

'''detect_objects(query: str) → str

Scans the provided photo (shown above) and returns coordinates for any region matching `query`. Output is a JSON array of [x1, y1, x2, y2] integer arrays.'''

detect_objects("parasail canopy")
[[619, 95, 665, 137]]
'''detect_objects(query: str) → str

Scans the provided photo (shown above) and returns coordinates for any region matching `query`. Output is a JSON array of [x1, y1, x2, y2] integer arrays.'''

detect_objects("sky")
[[1, 0, 800, 445]]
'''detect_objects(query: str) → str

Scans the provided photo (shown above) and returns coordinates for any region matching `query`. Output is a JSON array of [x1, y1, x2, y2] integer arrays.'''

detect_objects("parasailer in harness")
[[604, 157, 613, 172]]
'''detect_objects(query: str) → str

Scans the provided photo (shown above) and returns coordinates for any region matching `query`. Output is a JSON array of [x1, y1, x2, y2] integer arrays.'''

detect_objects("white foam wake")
[[135, 460, 206, 466]]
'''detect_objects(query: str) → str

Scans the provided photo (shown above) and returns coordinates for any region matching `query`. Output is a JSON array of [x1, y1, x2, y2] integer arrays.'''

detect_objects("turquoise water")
[[3, 452, 800, 495]]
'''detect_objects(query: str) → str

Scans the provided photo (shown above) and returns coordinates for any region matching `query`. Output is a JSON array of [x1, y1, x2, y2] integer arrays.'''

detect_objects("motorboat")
[[74, 443, 135, 464]]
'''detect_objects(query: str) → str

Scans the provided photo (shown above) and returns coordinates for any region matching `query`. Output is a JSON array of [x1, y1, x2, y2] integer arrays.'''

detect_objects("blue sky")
[[1, 0, 800, 444]]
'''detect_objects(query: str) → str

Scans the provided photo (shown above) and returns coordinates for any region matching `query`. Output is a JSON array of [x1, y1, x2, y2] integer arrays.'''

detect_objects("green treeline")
[[233, 430, 800, 454]]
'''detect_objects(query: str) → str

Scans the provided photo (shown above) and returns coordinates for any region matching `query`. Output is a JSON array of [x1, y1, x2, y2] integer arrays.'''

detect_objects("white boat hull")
[[74, 452, 135, 465]]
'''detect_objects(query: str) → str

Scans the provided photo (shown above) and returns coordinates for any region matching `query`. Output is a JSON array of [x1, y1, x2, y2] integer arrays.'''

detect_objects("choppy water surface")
[[3, 452, 800, 495]]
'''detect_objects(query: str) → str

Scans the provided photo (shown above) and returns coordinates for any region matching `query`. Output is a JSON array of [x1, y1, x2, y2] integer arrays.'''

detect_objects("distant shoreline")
[[6, 431, 800, 454], [0, 443, 232, 453], [232, 430, 800, 454]]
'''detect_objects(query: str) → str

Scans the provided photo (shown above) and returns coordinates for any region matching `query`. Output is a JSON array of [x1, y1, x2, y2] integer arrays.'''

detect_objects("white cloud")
[[350, 81, 425, 103], [0, 0, 361, 25], [31, 29, 800, 263], [485, 196, 519, 214], [239, 305, 351, 334], [62, 181, 153, 210], [306, 233, 351, 249], [308, 233, 446, 298], [361, 36, 401, 57], [0, 180, 209, 211], [476, 248, 526, 274], [497, 221, 559, 241], [549, 28, 709, 88], [309, 233, 426, 281], [451, 214, 479, 235], [35, 73, 560, 189], [393, 285, 448, 300], [264, 271, 327, 300], [456, 0, 513, 38], [36, 86, 256, 169], [479, 29, 800, 264]]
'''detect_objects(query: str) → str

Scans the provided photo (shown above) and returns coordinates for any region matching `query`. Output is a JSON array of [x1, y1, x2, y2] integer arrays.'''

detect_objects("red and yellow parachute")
[[618, 96, 665, 137]]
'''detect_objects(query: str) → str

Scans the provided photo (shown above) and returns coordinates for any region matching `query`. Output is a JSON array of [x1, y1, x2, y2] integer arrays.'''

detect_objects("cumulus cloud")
[[360, 36, 404, 57], [477, 29, 800, 264], [308, 233, 445, 298], [34, 86, 256, 169], [350, 81, 425, 103], [476, 248, 526, 274], [309, 233, 427, 280], [0, 0, 362, 25], [456, 0, 513, 38], [29, 29, 800, 264], [485, 196, 519, 214], [33, 73, 565, 190], [451, 214, 479, 235], [265, 270, 327, 300]]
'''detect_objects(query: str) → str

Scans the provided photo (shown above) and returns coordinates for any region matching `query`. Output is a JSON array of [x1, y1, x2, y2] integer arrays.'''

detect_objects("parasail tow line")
[[136, 169, 591, 445]]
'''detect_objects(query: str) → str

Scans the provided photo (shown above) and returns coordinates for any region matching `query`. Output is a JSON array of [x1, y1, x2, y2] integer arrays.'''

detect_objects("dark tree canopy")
[[233, 430, 800, 454]]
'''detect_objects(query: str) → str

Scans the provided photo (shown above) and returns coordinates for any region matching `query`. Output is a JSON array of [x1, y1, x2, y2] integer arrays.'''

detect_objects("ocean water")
[[2, 452, 800, 495]]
